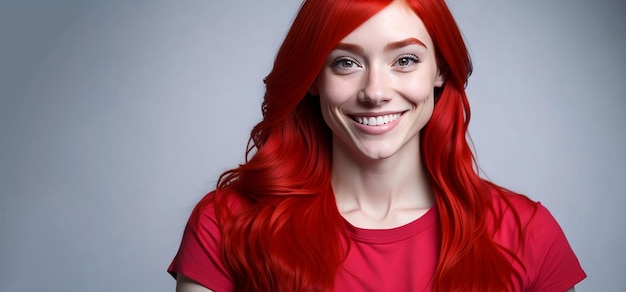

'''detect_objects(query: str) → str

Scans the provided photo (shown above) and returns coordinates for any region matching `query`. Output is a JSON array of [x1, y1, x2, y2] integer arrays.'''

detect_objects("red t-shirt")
[[168, 192, 586, 291]]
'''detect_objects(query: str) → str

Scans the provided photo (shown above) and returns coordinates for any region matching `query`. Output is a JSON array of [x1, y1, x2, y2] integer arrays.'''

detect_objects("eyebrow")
[[333, 37, 427, 54], [384, 37, 427, 51]]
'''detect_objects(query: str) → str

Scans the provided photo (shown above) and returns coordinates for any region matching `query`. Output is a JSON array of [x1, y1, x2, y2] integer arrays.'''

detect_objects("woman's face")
[[312, 1, 444, 161]]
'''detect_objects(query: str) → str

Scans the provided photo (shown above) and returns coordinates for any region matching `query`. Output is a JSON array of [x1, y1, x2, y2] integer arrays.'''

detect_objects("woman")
[[169, 0, 586, 291]]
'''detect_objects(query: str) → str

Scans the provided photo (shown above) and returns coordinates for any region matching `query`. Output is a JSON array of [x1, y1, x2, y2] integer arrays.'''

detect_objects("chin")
[[356, 145, 401, 161]]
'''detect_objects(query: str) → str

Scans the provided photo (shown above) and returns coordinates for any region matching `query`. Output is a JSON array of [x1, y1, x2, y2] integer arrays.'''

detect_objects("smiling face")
[[312, 1, 444, 161]]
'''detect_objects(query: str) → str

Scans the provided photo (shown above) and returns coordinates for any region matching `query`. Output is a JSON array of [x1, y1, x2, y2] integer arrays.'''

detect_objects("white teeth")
[[355, 113, 401, 126]]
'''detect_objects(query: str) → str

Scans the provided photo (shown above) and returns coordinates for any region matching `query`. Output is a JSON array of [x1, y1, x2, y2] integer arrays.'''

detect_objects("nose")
[[359, 65, 391, 106]]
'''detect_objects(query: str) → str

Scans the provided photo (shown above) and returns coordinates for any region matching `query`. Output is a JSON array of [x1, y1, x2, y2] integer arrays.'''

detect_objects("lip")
[[348, 111, 406, 135], [350, 111, 405, 117]]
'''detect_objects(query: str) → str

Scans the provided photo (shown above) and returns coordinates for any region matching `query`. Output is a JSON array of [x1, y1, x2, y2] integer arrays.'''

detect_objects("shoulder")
[[485, 183, 568, 246], [484, 182, 586, 290], [168, 189, 243, 292], [484, 183, 539, 231], [484, 183, 565, 240], [190, 189, 244, 231]]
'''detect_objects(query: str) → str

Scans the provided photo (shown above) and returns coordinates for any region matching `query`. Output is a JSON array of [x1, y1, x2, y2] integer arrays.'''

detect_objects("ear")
[[434, 69, 445, 88]]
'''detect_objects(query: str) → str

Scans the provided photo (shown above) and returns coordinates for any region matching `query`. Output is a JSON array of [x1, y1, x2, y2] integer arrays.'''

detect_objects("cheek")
[[319, 92, 355, 134], [318, 91, 344, 118], [319, 97, 340, 126], [400, 83, 435, 104], [317, 71, 363, 104]]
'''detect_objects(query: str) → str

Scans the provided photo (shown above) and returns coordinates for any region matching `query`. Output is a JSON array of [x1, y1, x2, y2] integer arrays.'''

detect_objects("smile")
[[351, 113, 402, 126]]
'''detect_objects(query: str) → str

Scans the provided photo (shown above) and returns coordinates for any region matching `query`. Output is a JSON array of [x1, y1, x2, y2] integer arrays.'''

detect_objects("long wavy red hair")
[[193, 0, 523, 291]]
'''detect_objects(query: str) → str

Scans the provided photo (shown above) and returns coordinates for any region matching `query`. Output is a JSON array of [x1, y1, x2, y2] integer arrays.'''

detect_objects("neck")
[[331, 136, 434, 228]]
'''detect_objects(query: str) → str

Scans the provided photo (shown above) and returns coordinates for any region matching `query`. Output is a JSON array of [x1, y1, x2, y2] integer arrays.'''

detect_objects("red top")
[[168, 192, 586, 291]]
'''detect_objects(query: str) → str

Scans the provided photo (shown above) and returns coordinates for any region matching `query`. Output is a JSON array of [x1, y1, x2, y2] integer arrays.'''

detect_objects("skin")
[[176, 1, 577, 291], [311, 1, 443, 229], [176, 275, 214, 292]]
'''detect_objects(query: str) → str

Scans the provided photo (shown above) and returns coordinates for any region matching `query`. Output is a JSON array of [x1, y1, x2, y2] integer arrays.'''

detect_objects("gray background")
[[1, 0, 624, 291]]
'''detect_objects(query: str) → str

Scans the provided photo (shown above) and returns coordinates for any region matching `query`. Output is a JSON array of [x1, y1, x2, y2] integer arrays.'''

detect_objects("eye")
[[330, 56, 361, 72], [393, 54, 420, 68]]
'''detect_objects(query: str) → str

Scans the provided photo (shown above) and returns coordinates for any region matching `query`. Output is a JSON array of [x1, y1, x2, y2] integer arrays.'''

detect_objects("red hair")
[[193, 0, 525, 291]]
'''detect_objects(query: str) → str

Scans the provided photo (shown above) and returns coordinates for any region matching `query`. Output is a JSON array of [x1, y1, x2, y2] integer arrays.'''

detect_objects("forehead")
[[339, 1, 433, 49]]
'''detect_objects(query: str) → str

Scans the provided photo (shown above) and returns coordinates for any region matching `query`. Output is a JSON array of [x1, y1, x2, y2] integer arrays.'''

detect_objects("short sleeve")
[[526, 203, 586, 291], [168, 202, 234, 292]]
